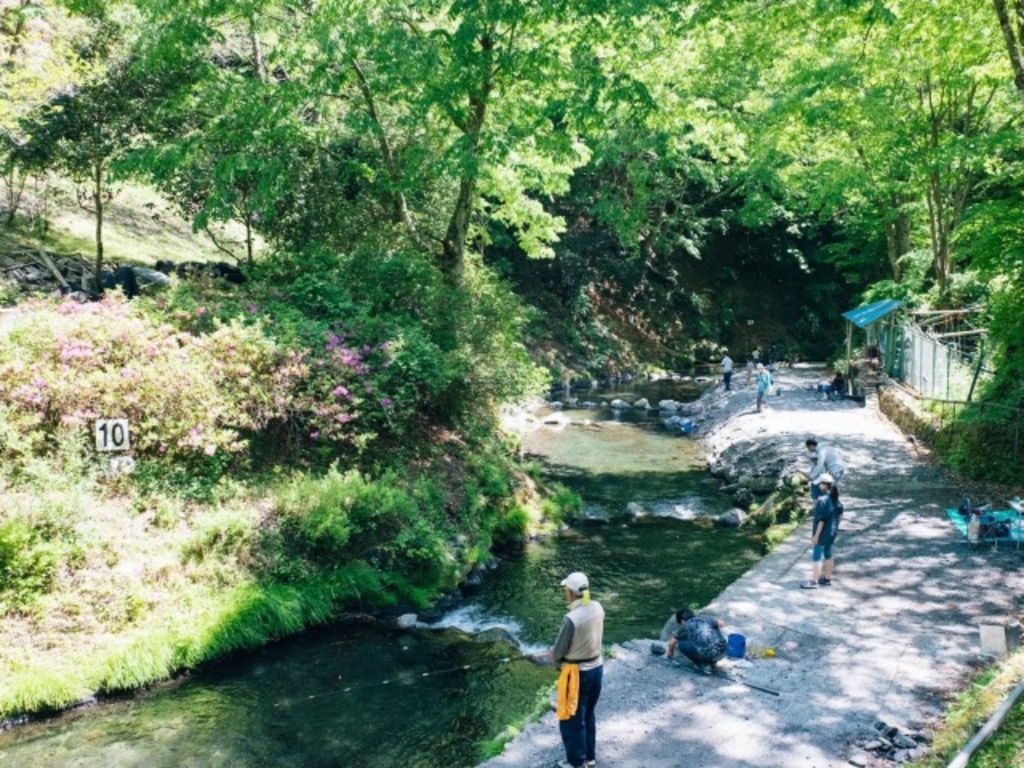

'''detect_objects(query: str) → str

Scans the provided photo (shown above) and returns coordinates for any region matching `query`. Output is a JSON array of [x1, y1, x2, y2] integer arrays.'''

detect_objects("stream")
[[0, 381, 764, 768]]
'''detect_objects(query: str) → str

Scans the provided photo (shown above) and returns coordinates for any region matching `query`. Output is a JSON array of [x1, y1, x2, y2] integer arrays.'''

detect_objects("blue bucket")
[[680, 419, 694, 435], [726, 633, 746, 659]]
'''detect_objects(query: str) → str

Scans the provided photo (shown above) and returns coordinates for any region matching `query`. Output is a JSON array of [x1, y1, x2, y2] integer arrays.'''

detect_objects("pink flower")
[[380, 398, 393, 408], [204, 445, 216, 456], [159, 444, 168, 453], [197, 307, 207, 316], [310, 431, 320, 440], [332, 385, 352, 400]]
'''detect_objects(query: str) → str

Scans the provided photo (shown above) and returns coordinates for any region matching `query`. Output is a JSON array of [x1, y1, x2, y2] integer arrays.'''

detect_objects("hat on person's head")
[[561, 572, 589, 593], [818, 473, 835, 485]]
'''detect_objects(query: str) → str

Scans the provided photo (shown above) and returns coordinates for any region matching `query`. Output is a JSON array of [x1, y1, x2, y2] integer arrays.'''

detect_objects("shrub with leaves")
[[0, 295, 299, 471]]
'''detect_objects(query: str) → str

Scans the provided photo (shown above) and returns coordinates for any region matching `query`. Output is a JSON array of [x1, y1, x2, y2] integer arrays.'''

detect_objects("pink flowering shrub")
[[0, 295, 300, 469]]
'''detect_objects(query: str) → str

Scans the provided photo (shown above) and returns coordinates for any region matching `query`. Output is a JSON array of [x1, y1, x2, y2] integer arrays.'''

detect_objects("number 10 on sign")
[[95, 419, 130, 452]]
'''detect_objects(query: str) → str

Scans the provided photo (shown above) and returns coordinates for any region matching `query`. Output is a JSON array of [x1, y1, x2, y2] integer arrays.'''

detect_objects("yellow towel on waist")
[[556, 663, 580, 720]]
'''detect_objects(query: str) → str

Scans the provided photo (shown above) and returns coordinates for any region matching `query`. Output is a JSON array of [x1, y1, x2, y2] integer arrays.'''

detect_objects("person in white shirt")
[[804, 437, 845, 499], [720, 352, 734, 391]]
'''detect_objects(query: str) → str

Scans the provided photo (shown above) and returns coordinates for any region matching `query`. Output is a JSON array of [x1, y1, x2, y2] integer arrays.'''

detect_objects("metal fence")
[[898, 324, 990, 401], [916, 396, 1024, 475]]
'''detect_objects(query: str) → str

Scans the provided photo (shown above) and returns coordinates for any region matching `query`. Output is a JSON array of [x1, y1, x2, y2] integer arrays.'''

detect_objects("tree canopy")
[[3, 0, 1024, 404]]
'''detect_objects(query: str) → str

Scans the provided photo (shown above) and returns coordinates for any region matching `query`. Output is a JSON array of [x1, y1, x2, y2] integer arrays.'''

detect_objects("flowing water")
[[0, 381, 764, 768]]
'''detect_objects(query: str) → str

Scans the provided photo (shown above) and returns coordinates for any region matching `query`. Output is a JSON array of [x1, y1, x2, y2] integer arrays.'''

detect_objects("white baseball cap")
[[818, 473, 835, 485], [561, 572, 589, 592]]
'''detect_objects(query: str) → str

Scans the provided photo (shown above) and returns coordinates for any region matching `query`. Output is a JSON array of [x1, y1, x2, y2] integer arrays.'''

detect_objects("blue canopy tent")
[[841, 299, 903, 386]]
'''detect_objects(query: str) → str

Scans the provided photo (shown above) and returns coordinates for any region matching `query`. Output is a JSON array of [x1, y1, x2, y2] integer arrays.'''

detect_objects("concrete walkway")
[[483, 366, 1024, 768]]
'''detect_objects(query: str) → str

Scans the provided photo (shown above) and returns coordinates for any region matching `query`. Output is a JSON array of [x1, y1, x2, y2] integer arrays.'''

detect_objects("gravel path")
[[482, 366, 1024, 768]]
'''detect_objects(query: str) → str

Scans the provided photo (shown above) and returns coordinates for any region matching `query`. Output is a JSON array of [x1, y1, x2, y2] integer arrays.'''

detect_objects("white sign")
[[95, 419, 131, 452]]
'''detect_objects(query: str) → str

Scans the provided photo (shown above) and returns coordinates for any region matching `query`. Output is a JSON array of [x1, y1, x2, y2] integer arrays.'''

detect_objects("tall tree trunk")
[[250, 18, 267, 82], [883, 202, 911, 283], [93, 159, 105, 289], [350, 59, 420, 245], [992, 0, 1024, 100], [438, 31, 494, 288]]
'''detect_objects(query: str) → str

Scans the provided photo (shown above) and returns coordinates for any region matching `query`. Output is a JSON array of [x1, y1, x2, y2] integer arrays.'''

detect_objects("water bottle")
[[967, 514, 980, 543]]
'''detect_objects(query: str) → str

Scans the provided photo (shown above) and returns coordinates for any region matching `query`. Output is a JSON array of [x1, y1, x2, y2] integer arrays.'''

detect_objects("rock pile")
[[847, 720, 931, 765]]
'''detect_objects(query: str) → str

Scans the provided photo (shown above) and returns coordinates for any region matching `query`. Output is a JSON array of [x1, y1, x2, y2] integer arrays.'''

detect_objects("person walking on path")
[[547, 571, 605, 768], [666, 608, 728, 673], [801, 474, 839, 589], [804, 437, 845, 499], [721, 351, 734, 391], [755, 363, 772, 412]]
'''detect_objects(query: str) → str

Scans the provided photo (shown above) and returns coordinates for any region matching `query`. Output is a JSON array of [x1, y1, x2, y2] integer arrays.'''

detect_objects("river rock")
[[891, 733, 917, 749], [549, 401, 563, 409], [733, 488, 754, 507], [625, 502, 647, 518], [658, 399, 681, 412], [543, 412, 570, 426], [663, 415, 683, 428], [650, 642, 666, 656], [474, 626, 519, 649], [717, 508, 748, 528], [633, 397, 650, 410], [396, 613, 419, 629], [737, 475, 778, 494], [609, 398, 630, 410]]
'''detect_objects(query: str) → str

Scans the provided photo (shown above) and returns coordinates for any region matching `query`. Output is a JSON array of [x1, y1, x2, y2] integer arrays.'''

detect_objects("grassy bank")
[[0, 438, 574, 721], [915, 649, 1024, 767]]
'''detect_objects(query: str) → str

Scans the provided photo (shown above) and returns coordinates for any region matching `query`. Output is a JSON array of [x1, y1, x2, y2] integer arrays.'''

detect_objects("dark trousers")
[[559, 665, 603, 767], [676, 640, 715, 667], [723, 371, 732, 390]]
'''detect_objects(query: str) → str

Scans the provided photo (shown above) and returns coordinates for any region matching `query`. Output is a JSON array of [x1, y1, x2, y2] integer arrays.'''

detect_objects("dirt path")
[[482, 366, 1024, 768]]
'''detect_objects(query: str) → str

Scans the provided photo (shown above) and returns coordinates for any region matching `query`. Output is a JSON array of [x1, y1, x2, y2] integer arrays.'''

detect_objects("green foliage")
[[541, 483, 583, 524], [273, 467, 452, 597], [490, 505, 530, 546], [0, 499, 82, 613], [0, 517, 63, 610]]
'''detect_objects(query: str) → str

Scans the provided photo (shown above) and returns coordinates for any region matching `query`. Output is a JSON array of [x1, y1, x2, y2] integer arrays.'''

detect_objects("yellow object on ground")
[[764, 648, 776, 657], [556, 663, 580, 720]]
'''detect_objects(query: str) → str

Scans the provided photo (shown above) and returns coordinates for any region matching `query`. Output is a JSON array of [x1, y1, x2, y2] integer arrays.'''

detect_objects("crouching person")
[[666, 609, 727, 674]]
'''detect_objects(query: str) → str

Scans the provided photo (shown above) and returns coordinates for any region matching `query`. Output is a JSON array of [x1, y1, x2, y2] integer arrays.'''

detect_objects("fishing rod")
[[666, 658, 780, 697], [274, 656, 517, 705]]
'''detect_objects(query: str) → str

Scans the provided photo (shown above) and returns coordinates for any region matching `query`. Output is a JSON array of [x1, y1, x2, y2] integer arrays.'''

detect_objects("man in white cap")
[[547, 571, 605, 768]]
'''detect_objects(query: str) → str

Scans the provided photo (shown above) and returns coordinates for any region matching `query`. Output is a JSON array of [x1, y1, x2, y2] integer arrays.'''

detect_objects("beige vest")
[[565, 599, 605, 671]]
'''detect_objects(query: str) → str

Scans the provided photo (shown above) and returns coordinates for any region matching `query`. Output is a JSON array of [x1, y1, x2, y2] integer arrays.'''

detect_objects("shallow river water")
[[0, 382, 764, 768]]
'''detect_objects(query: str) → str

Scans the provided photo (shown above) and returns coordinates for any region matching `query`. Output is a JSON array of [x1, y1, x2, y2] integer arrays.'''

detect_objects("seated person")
[[666, 609, 727, 672], [816, 372, 846, 399], [865, 344, 883, 371]]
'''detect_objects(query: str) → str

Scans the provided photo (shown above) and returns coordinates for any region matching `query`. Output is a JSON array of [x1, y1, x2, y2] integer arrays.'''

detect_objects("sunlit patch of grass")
[[914, 651, 1024, 767], [1, 176, 263, 267]]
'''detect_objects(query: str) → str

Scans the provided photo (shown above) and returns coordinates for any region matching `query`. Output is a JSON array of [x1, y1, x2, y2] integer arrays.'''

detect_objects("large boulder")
[[633, 397, 651, 410], [717, 508, 748, 528], [474, 626, 520, 649]]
